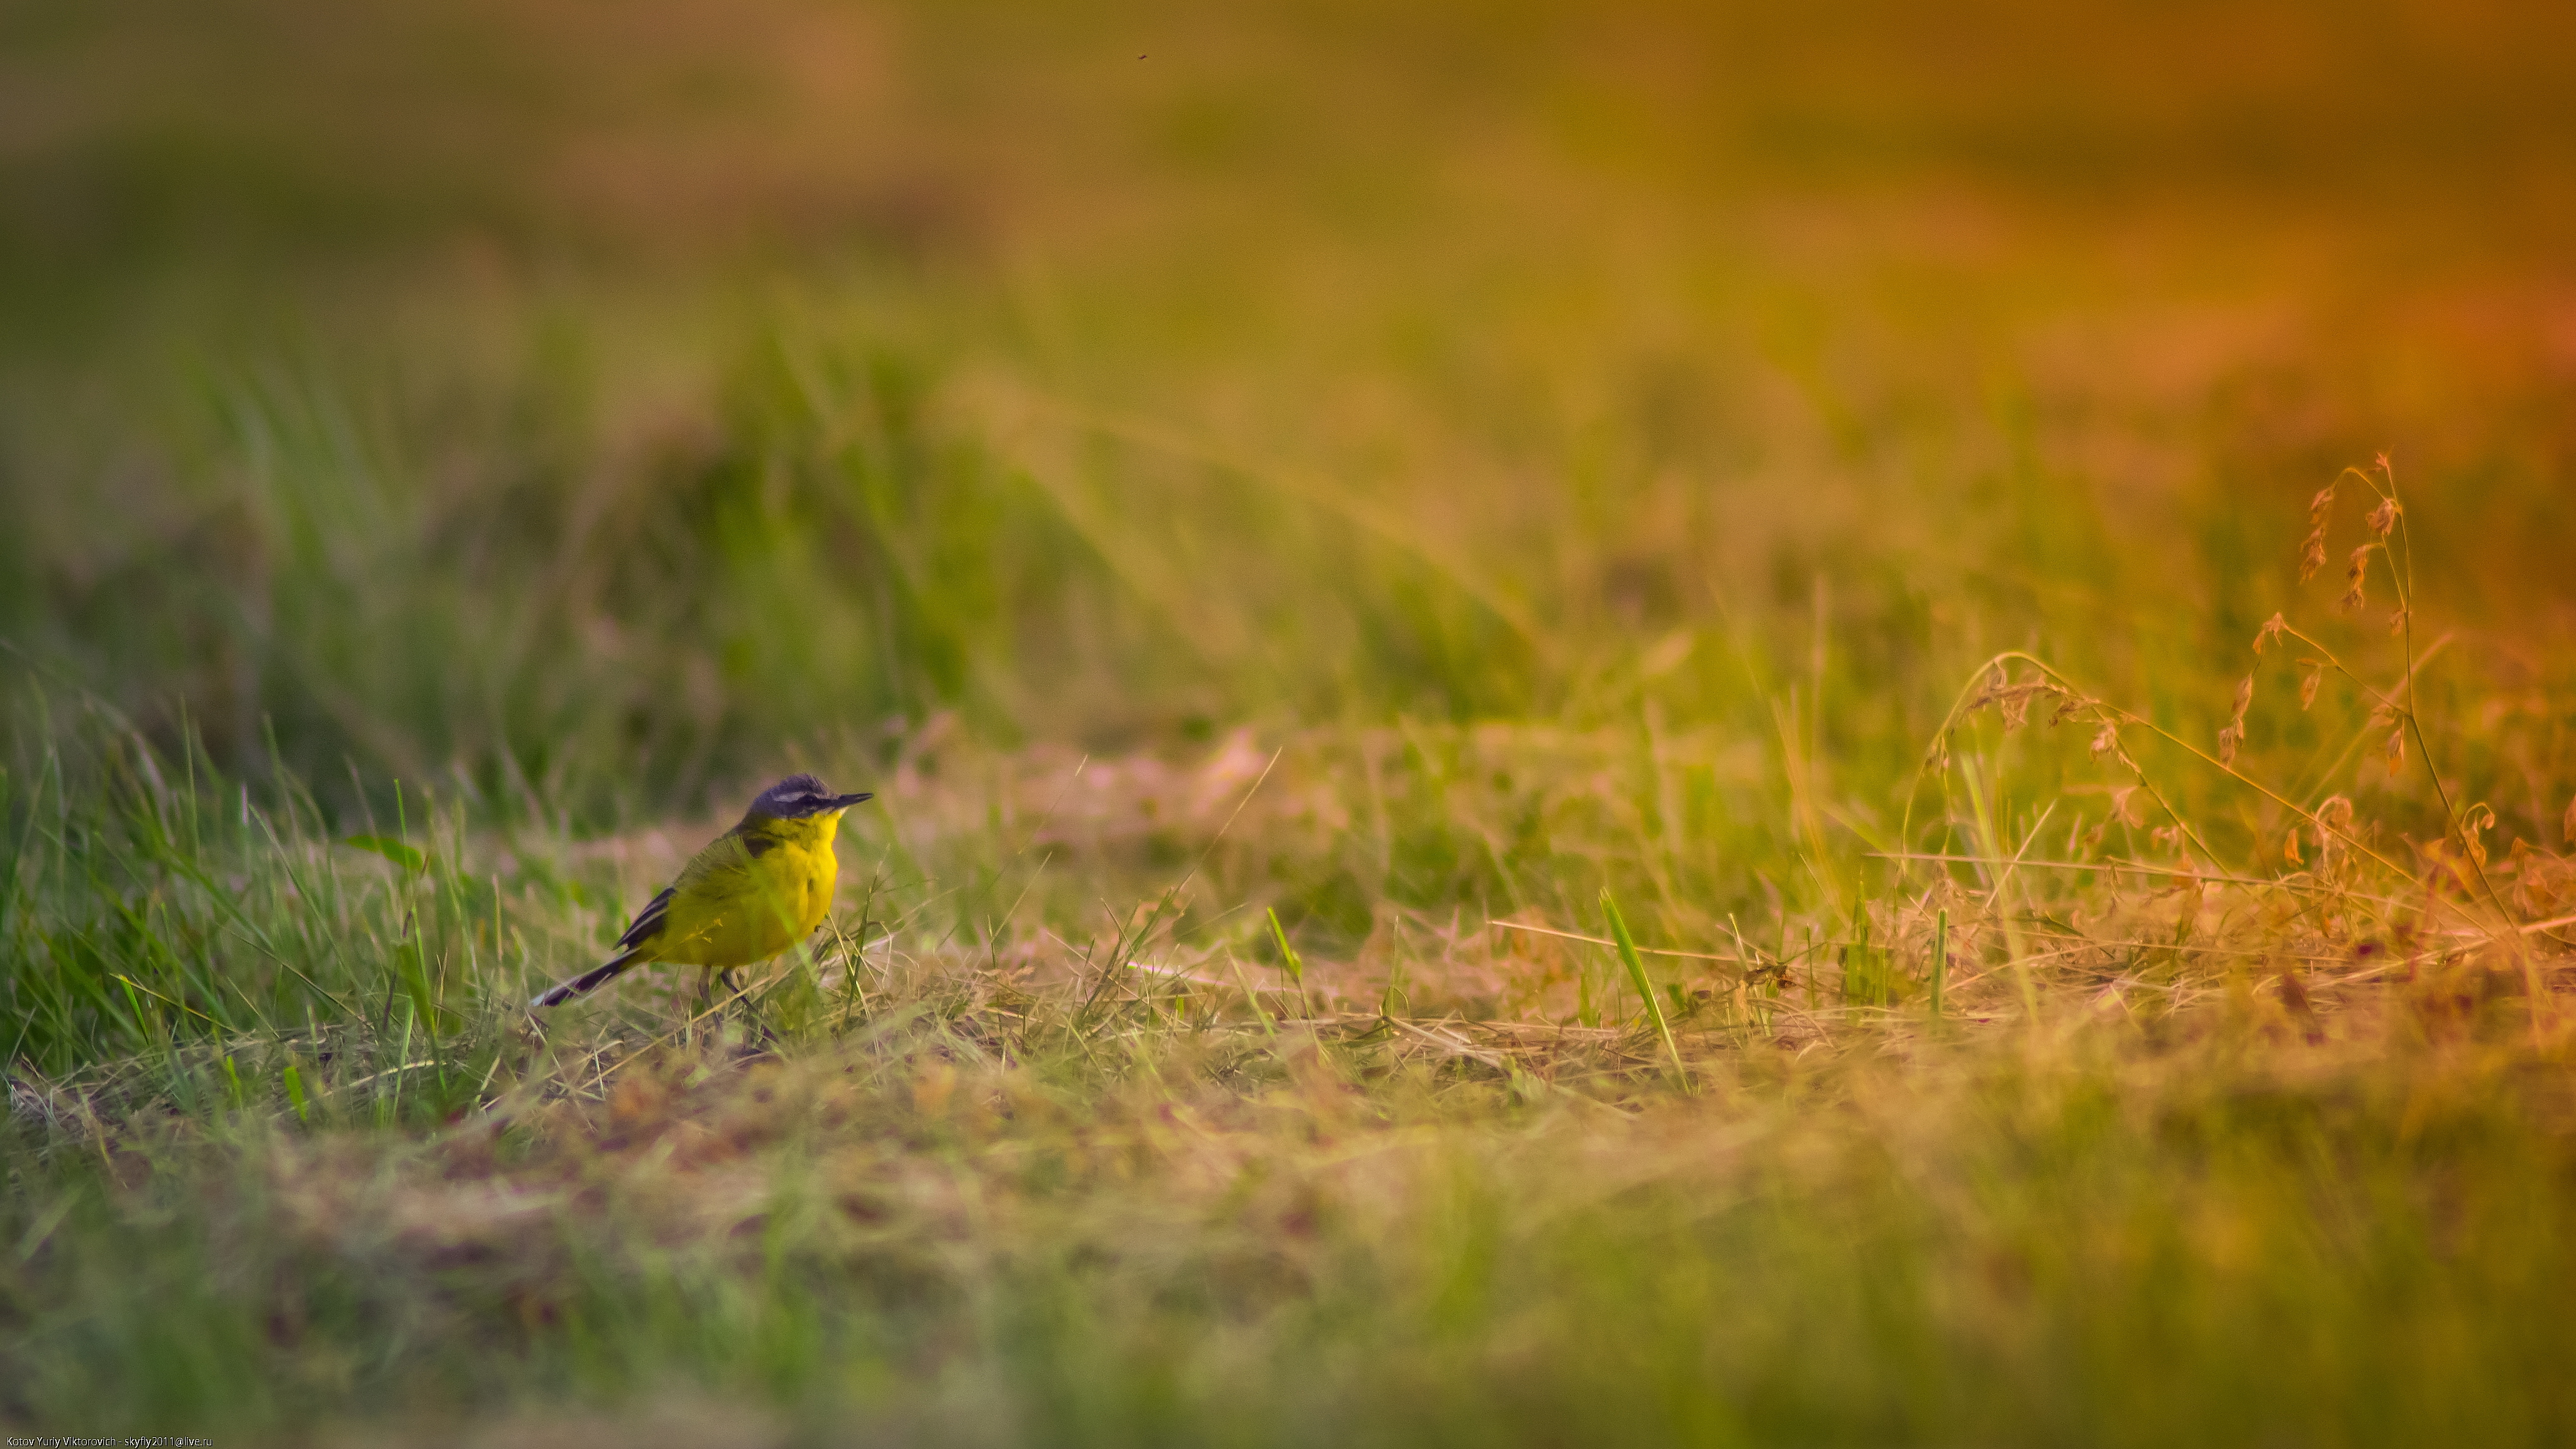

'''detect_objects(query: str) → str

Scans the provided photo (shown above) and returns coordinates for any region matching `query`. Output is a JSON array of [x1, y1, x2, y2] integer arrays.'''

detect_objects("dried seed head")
[[2111, 785, 2148, 828], [2308, 484, 2337, 527], [2298, 663, 2323, 711], [2385, 726, 2406, 772], [2151, 823, 2194, 862], [2387, 607, 2409, 637], [2217, 722, 2243, 767], [2298, 528, 2328, 583], [2462, 805, 2494, 869], [2338, 546, 2370, 613], [2231, 675, 2254, 722], [2090, 722, 2118, 758], [2001, 690, 2032, 731], [2283, 826, 2304, 866], [2367, 498, 2398, 537], [2253, 613, 2287, 654]]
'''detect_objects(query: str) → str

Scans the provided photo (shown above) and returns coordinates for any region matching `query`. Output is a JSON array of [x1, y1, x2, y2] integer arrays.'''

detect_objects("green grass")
[[8, 635, 2575, 1442], [8, 0, 2576, 1442]]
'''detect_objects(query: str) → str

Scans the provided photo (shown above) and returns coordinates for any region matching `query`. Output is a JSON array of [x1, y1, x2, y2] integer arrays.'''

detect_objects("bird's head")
[[747, 773, 874, 820]]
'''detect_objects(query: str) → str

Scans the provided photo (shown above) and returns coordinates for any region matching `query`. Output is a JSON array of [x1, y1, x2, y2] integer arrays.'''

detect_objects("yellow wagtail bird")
[[531, 773, 874, 1010]]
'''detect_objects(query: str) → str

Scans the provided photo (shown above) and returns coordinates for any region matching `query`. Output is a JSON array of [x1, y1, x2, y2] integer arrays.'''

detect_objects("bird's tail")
[[531, 948, 648, 1009]]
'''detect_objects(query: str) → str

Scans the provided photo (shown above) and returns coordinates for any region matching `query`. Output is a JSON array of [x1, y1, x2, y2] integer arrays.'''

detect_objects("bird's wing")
[[671, 829, 760, 894], [613, 886, 676, 951], [660, 829, 776, 928]]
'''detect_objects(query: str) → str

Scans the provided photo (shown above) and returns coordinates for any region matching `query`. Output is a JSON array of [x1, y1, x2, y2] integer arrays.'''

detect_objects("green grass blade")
[[1602, 888, 1687, 1086]]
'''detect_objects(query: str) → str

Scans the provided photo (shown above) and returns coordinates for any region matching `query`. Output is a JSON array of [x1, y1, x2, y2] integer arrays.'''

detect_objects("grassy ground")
[[7, 1, 2576, 1443], [7, 695, 2576, 1445]]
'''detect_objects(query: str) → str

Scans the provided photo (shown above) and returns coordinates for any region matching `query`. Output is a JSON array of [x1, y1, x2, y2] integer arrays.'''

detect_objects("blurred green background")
[[5, 0, 2573, 820]]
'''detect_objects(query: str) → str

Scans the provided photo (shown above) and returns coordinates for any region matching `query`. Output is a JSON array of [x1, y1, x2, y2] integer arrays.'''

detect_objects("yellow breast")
[[653, 822, 842, 969]]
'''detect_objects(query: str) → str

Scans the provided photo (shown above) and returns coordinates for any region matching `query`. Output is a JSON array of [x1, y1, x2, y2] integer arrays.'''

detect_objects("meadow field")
[[7, 1, 2576, 1443]]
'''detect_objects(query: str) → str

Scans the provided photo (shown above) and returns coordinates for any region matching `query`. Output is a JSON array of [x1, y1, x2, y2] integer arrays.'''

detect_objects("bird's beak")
[[830, 791, 874, 810]]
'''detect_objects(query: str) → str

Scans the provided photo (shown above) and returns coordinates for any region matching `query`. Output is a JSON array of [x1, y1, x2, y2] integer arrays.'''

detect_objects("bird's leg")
[[690, 973, 717, 1045], [720, 967, 780, 1048], [689, 968, 722, 1047]]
